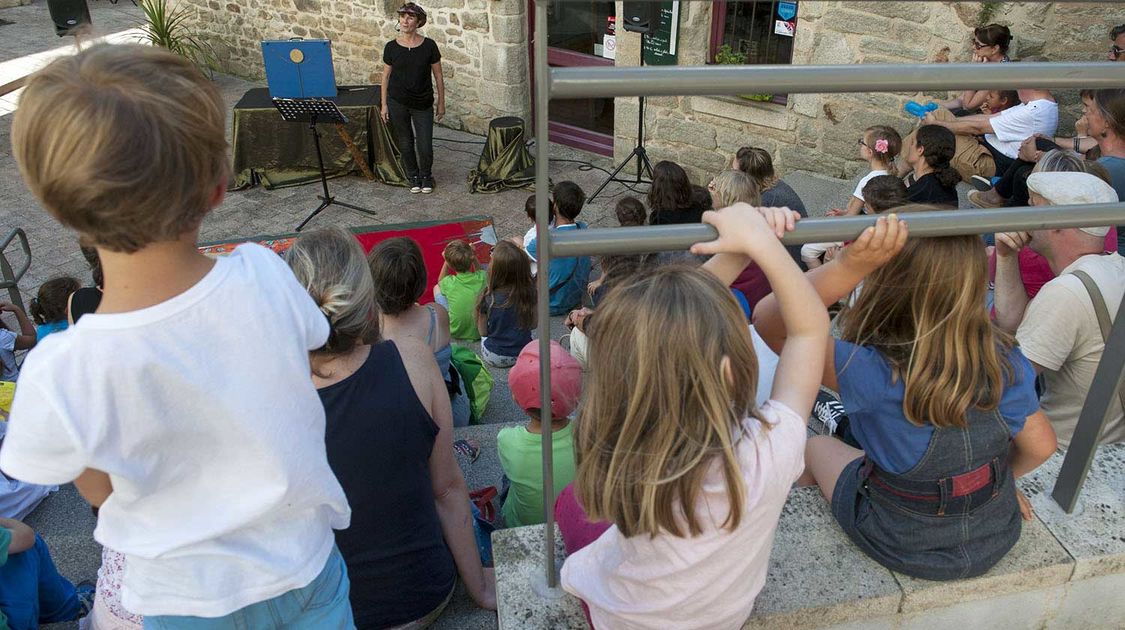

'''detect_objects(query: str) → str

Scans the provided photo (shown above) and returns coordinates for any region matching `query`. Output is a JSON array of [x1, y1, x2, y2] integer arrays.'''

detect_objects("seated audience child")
[[370, 237, 471, 427], [0, 44, 353, 626], [903, 125, 962, 207], [289, 227, 496, 628], [0, 303, 35, 382], [615, 195, 646, 227], [829, 125, 902, 217], [498, 340, 582, 527], [30, 276, 80, 341], [0, 421, 55, 521], [732, 147, 809, 268], [647, 161, 712, 225], [434, 239, 487, 341], [803, 175, 910, 268], [527, 181, 592, 315], [476, 241, 536, 368], [981, 89, 1019, 115], [754, 209, 1058, 580], [521, 193, 553, 275], [0, 517, 94, 629], [67, 246, 103, 324], [557, 204, 827, 628]]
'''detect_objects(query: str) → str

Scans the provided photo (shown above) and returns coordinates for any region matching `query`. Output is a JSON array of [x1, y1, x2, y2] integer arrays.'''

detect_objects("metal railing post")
[[533, 0, 557, 590]]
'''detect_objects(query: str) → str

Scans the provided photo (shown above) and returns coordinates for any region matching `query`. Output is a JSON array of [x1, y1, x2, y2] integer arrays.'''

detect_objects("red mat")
[[198, 216, 495, 304]]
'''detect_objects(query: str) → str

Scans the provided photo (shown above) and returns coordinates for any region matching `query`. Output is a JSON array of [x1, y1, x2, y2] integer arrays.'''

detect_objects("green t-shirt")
[[498, 423, 576, 527], [438, 271, 486, 341]]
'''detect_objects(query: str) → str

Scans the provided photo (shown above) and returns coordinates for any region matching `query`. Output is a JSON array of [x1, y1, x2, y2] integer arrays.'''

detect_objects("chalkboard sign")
[[642, 1, 680, 66]]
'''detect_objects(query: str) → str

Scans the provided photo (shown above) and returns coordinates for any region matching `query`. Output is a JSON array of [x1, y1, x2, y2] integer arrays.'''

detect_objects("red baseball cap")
[[508, 340, 582, 418]]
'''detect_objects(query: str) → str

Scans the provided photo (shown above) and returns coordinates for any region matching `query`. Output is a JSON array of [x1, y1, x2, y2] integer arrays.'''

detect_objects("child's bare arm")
[[693, 204, 827, 417], [0, 303, 37, 350], [75, 468, 113, 507], [0, 518, 36, 553]]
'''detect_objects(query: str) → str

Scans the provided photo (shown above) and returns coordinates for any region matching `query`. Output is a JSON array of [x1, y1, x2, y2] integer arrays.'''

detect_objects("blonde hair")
[[838, 205, 1012, 428], [576, 265, 761, 538], [11, 44, 229, 253], [286, 227, 376, 356], [710, 170, 760, 207], [443, 240, 475, 273]]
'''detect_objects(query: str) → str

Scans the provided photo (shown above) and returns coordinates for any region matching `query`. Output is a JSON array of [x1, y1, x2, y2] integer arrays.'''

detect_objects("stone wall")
[[178, 0, 531, 136], [614, 1, 1117, 184]]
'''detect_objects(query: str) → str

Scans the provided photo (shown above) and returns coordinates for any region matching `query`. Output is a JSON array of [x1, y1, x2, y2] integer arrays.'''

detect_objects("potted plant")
[[713, 44, 773, 103], [137, 0, 217, 77]]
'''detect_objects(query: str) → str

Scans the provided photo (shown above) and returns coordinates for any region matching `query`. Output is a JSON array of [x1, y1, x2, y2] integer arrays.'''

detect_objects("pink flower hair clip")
[[874, 139, 890, 154]]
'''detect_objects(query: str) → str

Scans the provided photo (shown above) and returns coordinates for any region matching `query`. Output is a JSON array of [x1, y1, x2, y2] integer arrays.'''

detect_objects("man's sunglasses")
[[1112, 45, 1124, 58]]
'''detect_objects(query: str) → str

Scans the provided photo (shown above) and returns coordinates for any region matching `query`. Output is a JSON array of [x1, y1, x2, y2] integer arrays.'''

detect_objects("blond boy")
[[0, 45, 352, 627]]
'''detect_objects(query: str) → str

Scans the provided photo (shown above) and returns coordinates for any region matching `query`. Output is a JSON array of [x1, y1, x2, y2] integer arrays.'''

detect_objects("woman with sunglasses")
[[382, 2, 445, 195], [940, 24, 1012, 116], [1109, 24, 1125, 61]]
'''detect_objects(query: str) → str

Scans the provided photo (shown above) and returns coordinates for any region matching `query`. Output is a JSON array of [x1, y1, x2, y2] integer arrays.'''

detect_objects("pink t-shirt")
[[559, 400, 806, 630]]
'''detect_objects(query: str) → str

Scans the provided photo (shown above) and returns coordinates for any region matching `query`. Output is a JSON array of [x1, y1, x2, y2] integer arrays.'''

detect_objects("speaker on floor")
[[621, 2, 658, 34], [47, 0, 91, 36]]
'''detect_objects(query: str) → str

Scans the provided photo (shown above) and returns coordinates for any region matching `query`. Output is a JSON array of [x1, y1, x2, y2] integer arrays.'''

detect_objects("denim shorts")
[[143, 546, 353, 629]]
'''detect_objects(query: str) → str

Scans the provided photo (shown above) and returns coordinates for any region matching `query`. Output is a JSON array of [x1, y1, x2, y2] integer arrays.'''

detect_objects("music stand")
[[262, 39, 373, 231], [587, 31, 655, 202]]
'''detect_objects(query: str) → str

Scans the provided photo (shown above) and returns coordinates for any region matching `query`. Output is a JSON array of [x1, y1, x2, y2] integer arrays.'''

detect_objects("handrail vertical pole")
[[1051, 291, 1125, 512], [533, 0, 557, 588]]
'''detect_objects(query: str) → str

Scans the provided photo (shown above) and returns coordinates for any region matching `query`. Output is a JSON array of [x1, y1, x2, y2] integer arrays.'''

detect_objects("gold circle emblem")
[[289, 49, 305, 63]]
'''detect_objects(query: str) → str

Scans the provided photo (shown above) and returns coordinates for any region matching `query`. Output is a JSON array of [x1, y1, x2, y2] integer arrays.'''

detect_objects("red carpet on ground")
[[198, 216, 496, 304]]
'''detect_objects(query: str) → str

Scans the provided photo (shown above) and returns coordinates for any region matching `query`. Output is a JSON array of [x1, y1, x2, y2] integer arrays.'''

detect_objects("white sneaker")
[[421, 177, 435, 194], [410, 178, 422, 194]]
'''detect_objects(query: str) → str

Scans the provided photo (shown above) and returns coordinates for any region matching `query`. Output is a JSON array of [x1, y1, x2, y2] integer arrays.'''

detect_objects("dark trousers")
[[995, 158, 1036, 206], [982, 138, 1017, 177], [387, 98, 434, 181]]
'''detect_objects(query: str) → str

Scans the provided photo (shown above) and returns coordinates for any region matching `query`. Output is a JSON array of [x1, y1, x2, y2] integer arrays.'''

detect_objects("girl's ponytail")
[[916, 124, 963, 188]]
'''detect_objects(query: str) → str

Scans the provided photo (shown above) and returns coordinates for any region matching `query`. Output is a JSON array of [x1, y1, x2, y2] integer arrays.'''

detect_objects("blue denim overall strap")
[[846, 407, 1023, 580]]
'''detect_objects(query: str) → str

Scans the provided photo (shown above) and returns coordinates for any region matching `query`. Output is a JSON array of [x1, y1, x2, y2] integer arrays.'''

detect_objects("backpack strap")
[[1070, 269, 1125, 417]]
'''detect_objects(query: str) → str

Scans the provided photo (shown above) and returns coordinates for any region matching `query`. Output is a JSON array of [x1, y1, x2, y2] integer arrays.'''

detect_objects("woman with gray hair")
[[286, 227, 496, 628]]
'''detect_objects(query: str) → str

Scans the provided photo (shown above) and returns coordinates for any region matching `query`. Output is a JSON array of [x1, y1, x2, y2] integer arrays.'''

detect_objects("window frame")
[[708, 0, 795, 106]]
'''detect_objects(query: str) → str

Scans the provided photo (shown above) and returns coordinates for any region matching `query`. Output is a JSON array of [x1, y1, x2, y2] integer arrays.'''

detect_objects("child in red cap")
[[497, 340, 582, 527]]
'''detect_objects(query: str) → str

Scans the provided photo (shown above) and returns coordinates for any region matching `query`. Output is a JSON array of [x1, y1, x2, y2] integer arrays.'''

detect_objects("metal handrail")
[[549, 62, 1125, 99], [551, 204, 1125, 257], [0, 228, 31, 312]]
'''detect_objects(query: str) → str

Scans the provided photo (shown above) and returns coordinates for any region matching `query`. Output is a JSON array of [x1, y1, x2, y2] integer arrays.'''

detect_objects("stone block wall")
[[177, 0, 531, 136], [614, 1, 1117, 185]]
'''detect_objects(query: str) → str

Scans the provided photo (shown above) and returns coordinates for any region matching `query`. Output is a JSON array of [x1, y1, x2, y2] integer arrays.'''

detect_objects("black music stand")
[[587, 31, 655, 202], [273, 98, 376, 231]]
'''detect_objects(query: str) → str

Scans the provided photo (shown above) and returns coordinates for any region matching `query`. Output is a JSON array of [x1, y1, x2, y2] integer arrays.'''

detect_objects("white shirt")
[[852, 169, 888, 202], [0, 244, 351, 617], [523, 225, 538, 275], [1017, 252, 1125, 447], [985, 99, 1059, 159], [561, 400, 806, 630]]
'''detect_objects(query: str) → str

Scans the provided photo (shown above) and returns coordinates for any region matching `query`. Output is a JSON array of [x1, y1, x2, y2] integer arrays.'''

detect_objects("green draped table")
[[230, 85, 408, 190]]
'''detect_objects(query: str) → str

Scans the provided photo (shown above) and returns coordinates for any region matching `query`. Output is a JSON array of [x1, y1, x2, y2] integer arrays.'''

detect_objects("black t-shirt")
[[906, 172, 959, 207], [480, 291, 533, 357], [383, 37, 441, 109]]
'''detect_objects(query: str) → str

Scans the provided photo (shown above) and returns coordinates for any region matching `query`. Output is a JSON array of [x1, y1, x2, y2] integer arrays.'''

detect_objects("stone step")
[[493, 444, 1125, 629]]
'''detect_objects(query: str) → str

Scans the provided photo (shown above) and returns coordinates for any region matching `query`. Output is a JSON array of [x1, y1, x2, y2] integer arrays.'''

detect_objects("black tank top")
[[317, 341, 455, 628]]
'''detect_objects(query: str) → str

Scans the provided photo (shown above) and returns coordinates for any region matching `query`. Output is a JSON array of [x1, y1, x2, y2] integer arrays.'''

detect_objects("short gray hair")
[[286, 226, 376, 354]]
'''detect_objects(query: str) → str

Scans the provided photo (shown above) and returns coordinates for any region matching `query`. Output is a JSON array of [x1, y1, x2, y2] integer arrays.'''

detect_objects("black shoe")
[[409, 177, 422, 194], [970, 175, 994, 192], [813, 390, 849, 436], [421, 177, 435, 194]]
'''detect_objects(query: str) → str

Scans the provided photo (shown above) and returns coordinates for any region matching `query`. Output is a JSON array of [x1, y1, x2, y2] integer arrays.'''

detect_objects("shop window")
[[709, 1, 797, 103]]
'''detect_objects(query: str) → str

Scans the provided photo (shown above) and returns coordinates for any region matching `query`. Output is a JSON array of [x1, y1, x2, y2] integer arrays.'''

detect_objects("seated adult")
[[646, 160, 711, 226], [903, 125, 961, 207], [0, 517, 93, 629], [287, 228, 495, 628], [939, 24, 1013, 116], [1111, 23, 1125, 62], [914, 73, 1059, 182], [987, 151, 1119, 300], [368, 237, 471, 427], [732, 146, 808, 267], [994, 172, 1124, 447]]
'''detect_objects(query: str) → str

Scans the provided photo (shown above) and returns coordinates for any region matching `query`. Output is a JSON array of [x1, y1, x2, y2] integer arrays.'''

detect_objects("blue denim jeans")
[[0, 535, 84, 630], [143, 546, 353, 629]]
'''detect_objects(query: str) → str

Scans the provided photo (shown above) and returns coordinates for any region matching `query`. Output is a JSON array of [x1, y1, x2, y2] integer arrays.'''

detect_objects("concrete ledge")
[[495, 445, 1125, 629]]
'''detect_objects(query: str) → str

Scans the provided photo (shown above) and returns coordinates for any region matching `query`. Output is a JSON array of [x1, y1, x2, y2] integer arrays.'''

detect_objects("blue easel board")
[[261, 40, 338, 99]]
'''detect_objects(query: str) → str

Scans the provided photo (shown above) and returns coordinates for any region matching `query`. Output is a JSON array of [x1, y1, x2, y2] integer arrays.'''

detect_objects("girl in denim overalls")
[[755, 210, 1059, 580]]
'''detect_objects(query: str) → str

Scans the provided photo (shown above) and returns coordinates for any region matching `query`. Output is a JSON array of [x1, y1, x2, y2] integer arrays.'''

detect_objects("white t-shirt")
[[0, 244, 351, 617], [560, 400, 806, 630], [523, 224, 538, 275], [985, 99, 1059, 159], [852, 169, 888, 202], [1017, 252, 1125, 447]]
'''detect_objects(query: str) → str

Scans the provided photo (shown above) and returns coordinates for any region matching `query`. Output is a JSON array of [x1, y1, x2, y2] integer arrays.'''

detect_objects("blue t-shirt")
[[1096, 156, 1125, 254], [35, 321, 67, 342], [480, 291, 533, 358], [834, 339, 1039, 474], [527, 222, 591, 315]]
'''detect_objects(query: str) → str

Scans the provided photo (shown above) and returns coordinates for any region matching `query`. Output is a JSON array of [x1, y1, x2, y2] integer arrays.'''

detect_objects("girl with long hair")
[[904, 125, 962, 207], [557, 204, 827, 628], [475, 241, 536, 368], [754, 209, 1057, 580], [647, 160, 712, 225]]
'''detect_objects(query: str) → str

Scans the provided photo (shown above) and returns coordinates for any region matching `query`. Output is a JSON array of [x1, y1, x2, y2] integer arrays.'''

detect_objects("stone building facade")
[[181, 1, 1119, 182]]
